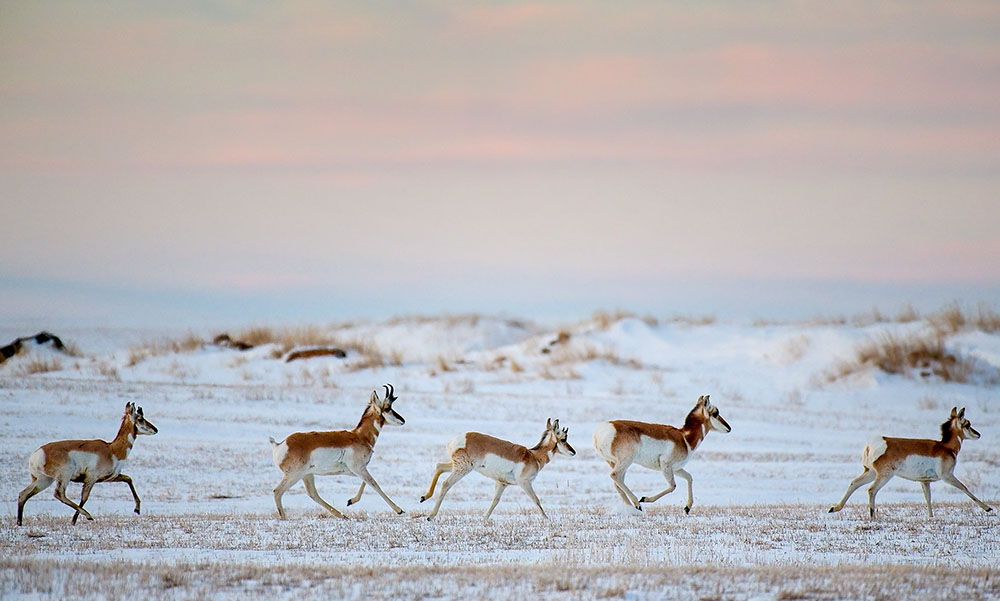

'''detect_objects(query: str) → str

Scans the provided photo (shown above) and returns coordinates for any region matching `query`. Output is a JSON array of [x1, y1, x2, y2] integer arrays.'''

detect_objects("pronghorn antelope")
[[420, 418, 576, 521], [593, 395, 731, 513], [829, 407, 993, 518], [269, 384, 405, 519], [17, 402, 158, 526]]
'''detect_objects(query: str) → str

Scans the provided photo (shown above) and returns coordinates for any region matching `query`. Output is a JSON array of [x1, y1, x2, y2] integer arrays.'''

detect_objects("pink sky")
[[1, 2, 998, 324]]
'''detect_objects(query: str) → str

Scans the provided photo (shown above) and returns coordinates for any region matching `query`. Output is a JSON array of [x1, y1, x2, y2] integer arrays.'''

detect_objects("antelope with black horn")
[[269, 384, 405, 519]]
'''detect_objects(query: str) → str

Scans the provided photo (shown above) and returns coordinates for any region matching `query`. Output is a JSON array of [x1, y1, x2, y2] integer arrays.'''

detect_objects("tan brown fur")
[[829, 407, 992, 518], [463, 432, 538, 465], [17, 402, 158, 526]]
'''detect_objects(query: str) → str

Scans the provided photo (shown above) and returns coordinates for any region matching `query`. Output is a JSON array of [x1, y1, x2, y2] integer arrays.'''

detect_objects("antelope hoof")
[[639, 496, 647, 503], [134, 508, 141, 515], [395, 508, 404, 515], [985, 506, 993, 513], [419, 496, 427, 503], [684, 506, 691, 515], [346, 499, 355, 506]]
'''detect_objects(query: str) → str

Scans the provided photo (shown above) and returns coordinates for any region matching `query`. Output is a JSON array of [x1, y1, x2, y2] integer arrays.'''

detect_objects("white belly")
[[307, 447, 350, 475], [475, 454, 521, 484], [894, 455, 942, 482], [66, 451, 107, 479], [634, 436, 685, 471]]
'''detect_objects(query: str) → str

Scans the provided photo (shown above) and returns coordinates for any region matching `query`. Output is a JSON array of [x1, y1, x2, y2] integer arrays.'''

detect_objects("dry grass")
[[13, 356, 63, 375], [128, 325, 405, 371], [668, 313, 717, 326], [228, 325, 335, 351], [826, 332, 977, 383], [755, 303, 998, 332], [590, 309, 637, 330], [928, 302, 1000, 335], [4, 505, 997, 600], [127, 333, 205, 366], [3, 558, 995, 601], [544, 344, 642, 370]]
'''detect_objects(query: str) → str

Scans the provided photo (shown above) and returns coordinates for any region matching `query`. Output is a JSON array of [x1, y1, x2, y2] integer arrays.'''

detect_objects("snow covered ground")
[[2, 312, 998, 599]]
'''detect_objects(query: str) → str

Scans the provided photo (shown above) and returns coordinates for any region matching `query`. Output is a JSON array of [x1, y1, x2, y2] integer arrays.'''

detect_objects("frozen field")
[[2, 311, 998, 600]]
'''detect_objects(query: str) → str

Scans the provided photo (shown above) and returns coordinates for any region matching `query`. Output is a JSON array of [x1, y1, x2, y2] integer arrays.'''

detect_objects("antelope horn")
[[383, 384, 391, 400], [386, 383, 396, 400]]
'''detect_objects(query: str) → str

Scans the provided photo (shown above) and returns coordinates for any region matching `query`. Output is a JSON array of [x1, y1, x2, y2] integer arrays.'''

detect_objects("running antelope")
[[829, 407, 993, 518], [17, 402, 158, 526], [420, 418, 576, 521], [593, 395, 731, 513], [269, 384, 405, 519]]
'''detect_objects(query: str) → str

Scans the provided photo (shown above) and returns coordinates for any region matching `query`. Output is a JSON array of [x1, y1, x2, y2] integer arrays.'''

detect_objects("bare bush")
[[929, 302, 1000, 335], [14, 356, 63, 375], [127, 333, 205, 365], [668, 313, 717, 326], [591, 309, 637, 330], [827, 332, 975, 383]]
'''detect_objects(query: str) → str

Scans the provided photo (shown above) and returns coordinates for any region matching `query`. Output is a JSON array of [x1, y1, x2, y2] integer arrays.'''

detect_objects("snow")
[[1, 315, 998, 599]]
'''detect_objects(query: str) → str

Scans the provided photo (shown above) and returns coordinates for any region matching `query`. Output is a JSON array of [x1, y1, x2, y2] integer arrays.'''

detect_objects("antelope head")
[[699, 395, 731, 433], [950, 406, 980, 440], [126, 402, 158, 435], [546, 418, 576, 456], [371, 383, 405, 426]]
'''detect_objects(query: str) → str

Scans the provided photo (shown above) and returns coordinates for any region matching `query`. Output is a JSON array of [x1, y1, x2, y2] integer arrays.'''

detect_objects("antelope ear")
[[958, 407, 966, 418], [552, 419, 560, 431], [125, 402, 135, 415], [950, 406, 958, 418], [546, 418, 552, 430], [370, 390, 379, 405], [702, 395, 711, 407]]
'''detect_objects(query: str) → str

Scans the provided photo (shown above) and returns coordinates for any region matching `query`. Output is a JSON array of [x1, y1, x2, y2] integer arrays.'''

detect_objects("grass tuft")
[[827, 332, 976, 383]]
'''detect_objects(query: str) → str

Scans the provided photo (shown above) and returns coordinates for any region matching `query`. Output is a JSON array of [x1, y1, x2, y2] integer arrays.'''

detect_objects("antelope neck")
[[682, 418, 708, 451], [941, 425, 963, 453], [355, 406, 384, 449], [529, 436, 557, 468], [109, 416, 136, 461]]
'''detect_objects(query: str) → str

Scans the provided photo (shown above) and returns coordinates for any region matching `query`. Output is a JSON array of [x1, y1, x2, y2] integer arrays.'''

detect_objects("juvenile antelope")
[[17, 402, 158, 526], [829, 407, 993, 518], [593, 395, 731, 513], [420, 418, 575, 521], [269, 384, 405, 519]]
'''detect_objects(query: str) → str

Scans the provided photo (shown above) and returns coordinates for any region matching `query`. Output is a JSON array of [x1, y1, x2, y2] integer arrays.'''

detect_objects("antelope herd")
[[14, 387, 994, 525]]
